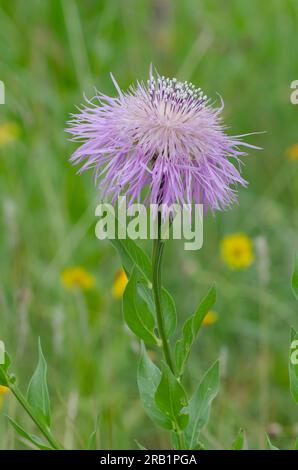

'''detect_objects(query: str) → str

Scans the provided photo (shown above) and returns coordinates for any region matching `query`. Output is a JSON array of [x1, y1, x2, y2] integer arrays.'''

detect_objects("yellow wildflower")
[[286, 144, 298, 161], [112, 269, 128, 298], [221, 233, 254, 270], [0, 386, 9, 410], [0, 385, 9, 395], [0, 122, 20, 146], [61, 267, 95, 290], [202, 310, 218, 326]]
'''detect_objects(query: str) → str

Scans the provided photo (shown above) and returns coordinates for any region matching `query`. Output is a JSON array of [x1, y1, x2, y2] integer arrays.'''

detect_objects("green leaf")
[[175, 285, 217, 375], [161, 288, 177, 339], [193, 284, 217, 335], [26, 338, 51, 428], [266, 433, 279, 450], [110, 217, 152, 282], [175, 317, 194, 376], [7, 416, 52, 450], [231, 429, 245, 450], [289, 327, 298, 404], [154, 363, 189, 432], [184, 360, 220, 449], [123, 268, 158, 345], [137, 343, 172, 430], [294, 437, 298, 450], [292, 254, 298, 300]]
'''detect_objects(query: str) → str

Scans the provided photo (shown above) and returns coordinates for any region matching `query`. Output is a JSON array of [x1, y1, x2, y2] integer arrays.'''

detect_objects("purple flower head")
[[67, 67, 257, 215]]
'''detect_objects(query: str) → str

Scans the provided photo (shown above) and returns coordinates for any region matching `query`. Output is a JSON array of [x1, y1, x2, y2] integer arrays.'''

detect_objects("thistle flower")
[[67, 67, 257, 213]]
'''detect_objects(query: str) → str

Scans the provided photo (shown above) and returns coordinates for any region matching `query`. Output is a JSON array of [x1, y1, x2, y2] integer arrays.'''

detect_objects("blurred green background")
[[0, 0, 298, 450]]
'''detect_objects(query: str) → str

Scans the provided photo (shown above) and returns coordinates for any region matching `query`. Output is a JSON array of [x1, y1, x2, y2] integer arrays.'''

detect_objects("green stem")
[[152, 213, 175, 374], [176, 430, 185, 450], [9, 384, 63, 450]]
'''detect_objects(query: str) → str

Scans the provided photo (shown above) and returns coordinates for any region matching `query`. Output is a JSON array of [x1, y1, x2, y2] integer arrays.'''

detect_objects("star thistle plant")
[[0, 69, 257, 451], [65, 68, 257, 450]]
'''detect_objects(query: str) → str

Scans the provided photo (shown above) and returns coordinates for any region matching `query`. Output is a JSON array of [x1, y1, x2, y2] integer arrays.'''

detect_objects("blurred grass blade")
[[87, 416, 99, 449], [87, 430, 97, 450], [231, 429, 245, 450], [184, 360, 219, 449], [137, 343, 172, 430], [266, 433, 279, 450], [292, 254, 298, 300], [289, 327, 298, 404], [135, 439, 147, 450], [27, 339, 51, 428]]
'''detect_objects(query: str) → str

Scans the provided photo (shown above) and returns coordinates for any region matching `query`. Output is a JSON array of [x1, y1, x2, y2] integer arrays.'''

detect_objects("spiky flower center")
[[145, 75, 207, 127], [147, 76, 207, 105]]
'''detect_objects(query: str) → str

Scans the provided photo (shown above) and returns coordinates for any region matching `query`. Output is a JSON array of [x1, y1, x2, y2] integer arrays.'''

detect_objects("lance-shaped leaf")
[[175, 285, 216, 375], [26, 339, 51, 428], [123, 268, 158, 345], [154, 363, 189, 432], [137, 343, 172, 429], [110, 217, 152, 282], [184, 360, 219, 449], [231, 429, 245, 450], [289, 327, 298, 404], [7, 416, 52, 450], [292, 254, 298, 300]]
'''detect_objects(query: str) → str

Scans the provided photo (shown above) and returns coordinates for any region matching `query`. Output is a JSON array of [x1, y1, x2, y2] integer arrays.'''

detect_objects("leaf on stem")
[[175, 285, 217, 375], [123, 268, 158, 345], [184, 360, 219, 449], [154, 362, 189, 432], [137, 343, 172, 430], [110, 217, 152, 283], [7, 416, 52, 450], [26, 338, 51, 428]]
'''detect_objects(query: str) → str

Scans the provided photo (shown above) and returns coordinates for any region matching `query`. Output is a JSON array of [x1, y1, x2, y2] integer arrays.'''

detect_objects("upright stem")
[[152, 213, 175, 374]]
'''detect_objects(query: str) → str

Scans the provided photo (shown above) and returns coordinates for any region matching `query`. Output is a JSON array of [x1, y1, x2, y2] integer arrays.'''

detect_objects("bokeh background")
[[0, 0, 298, 450]]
